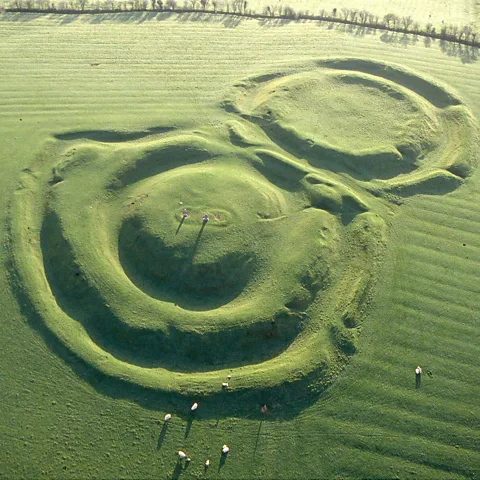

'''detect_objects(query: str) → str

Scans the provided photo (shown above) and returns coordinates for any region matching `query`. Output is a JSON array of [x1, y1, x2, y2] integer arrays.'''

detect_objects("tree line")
[[3, 0, 479, 48]]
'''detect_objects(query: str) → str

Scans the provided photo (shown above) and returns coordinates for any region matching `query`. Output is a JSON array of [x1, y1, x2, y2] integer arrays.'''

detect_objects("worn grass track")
[[0, 11, 479, 479]]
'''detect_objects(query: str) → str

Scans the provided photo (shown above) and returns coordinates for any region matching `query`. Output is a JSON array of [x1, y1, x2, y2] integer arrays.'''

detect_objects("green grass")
[[1, 11, 480, 480]]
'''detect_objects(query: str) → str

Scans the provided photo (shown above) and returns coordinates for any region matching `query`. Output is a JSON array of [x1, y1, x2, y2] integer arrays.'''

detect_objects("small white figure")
[[186, 457, 191, 463], [177, 450, 187, 459], [222, 382, 228, 388], [227, 375, 232, 380], [415, 366, 422, 375], [164, 413, 172, 421], [222, 444, 230, 454], [203, 214, 209, 223], [191, 402, 198, 411], [205, 459, 210, 468]]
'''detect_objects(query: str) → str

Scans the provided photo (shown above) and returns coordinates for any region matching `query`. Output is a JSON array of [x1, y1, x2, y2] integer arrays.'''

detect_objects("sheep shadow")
[[175, 216, 185, 235], [157, 422, 169, 450], [253, 420, 263, 456], [218, 453, 228, 472], [184, 417, 193, 438], [170, 461, 183, 480]]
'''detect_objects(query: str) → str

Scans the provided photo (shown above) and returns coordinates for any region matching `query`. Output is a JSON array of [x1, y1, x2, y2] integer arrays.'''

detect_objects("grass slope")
[[0, 11, 479, 480]]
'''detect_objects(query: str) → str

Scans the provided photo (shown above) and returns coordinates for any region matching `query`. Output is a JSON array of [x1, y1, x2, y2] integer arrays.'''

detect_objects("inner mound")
[[116, 162, 289, 310], [119, 216, 257, 310]]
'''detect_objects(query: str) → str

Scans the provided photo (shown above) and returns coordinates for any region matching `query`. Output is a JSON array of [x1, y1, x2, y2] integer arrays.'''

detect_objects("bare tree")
[[341, 7, 350, 20], [359, 10, 368, 24], [383, 13, 400, 28], [449, 24, 459, 39], [402, 15, 413, 31], [461, 25, 473, 41], [284, 5, 295, 18], [231, 0, 244, 13]]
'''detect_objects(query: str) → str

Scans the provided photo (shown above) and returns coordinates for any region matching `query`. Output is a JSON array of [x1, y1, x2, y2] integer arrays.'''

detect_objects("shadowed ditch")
[[40, 210, 302, 372]]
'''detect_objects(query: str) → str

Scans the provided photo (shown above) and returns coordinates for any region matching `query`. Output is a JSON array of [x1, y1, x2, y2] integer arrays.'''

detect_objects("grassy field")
[[1, 9, 480, 480]]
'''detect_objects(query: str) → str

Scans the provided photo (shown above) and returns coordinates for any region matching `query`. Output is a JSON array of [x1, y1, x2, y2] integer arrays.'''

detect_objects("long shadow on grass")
[[157, 422, 169, 449], [41, 211, 297, 371], [218, 453, 227, 472], [54, 126, 174, 143], [170, 461, 183, 480], [175, 216, 185, 235]]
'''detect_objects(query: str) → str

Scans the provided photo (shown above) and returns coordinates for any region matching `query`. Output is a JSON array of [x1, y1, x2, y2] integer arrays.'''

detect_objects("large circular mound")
[[8, 59, 479, 411]]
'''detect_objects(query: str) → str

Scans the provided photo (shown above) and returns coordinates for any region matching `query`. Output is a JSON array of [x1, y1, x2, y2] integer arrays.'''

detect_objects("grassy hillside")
[[0, 11, 479, 479]]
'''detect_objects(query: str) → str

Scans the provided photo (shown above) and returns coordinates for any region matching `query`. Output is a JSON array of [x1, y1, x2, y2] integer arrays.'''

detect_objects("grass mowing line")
[[393, 295, 478, 331], [361, 328, 480, 368], [386, 324, 480, 363], [396, 283, 480, 316], [400, 264, 480, 297], [398, 240, 480, 276], [320, 406, 480, 460], [342, 375, 479, 426], [246, 411, 480, 477], [392, 304, 479, 342], [402, 211, 480, 240]]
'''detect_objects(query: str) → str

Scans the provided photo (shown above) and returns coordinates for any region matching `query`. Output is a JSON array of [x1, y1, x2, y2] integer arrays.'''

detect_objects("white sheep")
[[222, 382, 228, 388], [164, 413, 172, 422], [177, 450, 187, 459], [222, 444, 230, 454], [191, 402, 198, 411], [227, 375, 232, 380]]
